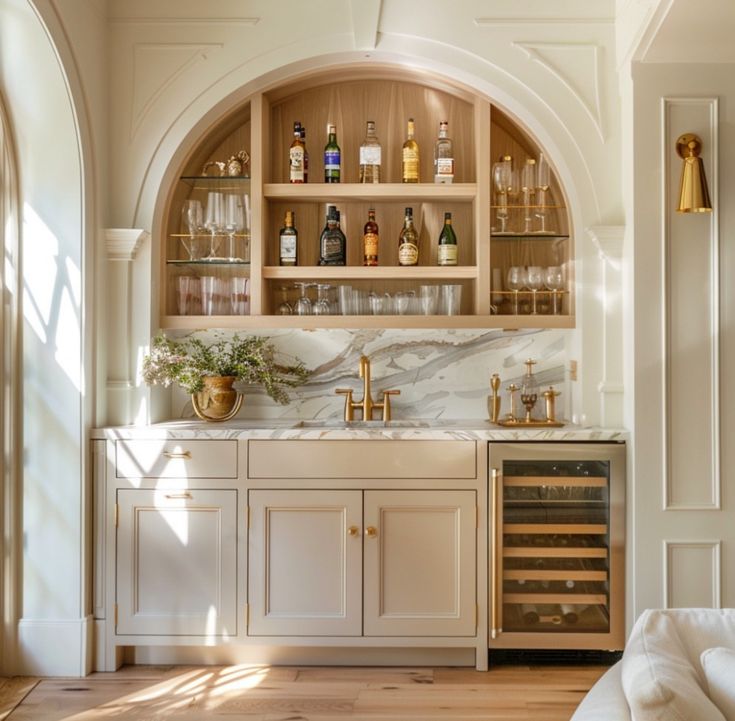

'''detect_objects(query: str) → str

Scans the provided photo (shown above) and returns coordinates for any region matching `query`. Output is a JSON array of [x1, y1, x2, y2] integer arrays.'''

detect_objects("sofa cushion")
[[701, 647, 735, 721], [621, 609, 726, 721]]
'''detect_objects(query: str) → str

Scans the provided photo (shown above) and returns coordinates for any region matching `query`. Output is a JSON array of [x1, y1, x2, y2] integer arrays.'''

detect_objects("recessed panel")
[[665, 541, 721, 609]]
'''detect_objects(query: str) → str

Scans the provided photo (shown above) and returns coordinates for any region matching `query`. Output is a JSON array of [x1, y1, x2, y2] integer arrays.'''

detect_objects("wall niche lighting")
[[676, 133, 712, 213]]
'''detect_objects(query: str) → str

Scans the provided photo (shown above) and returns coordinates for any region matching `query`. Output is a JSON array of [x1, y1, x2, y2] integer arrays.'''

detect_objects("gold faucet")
[[336, 355, 400, 421]]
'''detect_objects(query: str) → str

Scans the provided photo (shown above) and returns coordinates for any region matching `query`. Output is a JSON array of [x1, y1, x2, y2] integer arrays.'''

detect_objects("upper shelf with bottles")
[[159, 65, 574, 329]]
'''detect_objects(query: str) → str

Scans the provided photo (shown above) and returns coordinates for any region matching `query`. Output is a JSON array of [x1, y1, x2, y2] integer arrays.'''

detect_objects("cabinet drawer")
[[116, 439, 238, 479], [248, 440, 476, 479]]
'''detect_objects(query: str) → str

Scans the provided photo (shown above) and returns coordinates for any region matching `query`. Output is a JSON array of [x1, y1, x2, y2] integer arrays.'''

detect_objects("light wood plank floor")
[[1, 664, 606, 720]]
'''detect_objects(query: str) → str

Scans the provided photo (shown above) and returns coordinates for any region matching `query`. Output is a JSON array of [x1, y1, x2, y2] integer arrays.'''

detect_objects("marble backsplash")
[[167, 328, 570, 421]]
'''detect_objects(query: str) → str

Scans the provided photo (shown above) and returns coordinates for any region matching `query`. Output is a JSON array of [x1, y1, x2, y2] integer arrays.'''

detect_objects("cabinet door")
[[116, 488, 237, 636], [248, 489, 362, 636], [363, 490, 476, 637]]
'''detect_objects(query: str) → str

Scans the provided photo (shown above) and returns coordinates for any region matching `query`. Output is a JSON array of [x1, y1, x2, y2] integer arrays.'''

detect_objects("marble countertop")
[[92, 419, 627, 442]]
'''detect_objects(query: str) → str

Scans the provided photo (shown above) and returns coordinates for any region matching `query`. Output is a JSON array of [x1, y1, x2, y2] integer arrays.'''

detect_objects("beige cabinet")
[[248, 488, 476, 638], [116, 488, 238, 636]]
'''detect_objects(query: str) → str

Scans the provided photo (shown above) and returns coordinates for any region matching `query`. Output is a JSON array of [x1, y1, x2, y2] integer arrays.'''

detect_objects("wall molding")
[[17, 615, 93, 676], [105, 228, 146, 261], [110, 17, 260, 26], [661, 97, 720, 511], [663, 540, 721, 609], [475, 17, 613, 26]]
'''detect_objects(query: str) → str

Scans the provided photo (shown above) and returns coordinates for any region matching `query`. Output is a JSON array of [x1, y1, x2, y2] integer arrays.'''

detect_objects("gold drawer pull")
[[163, 450, 191, 459], [164, 492, 193, 500], [348, 525, 360, 537], [365, 526, 378, 538]]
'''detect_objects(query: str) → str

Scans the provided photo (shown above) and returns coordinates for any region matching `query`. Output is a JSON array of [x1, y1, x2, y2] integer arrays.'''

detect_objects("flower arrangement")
[[142, 332, 309, 404]]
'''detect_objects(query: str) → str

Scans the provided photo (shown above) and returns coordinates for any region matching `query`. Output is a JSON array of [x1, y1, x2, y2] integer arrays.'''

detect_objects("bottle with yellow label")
[[437, 212, 457, 266], [363, 208, 379, 266], [401, 118, 419, 183], [398, 207, 419, 266]]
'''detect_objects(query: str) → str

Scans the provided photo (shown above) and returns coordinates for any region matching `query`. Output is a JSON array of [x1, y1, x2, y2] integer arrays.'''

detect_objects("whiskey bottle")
[[363, 208, 379, 266], [398, 207, 419, 266], [289, 122, 305, 183], [279, 210, 297, 266], [319, 205, 346, 265], [433, 121, 454, 184], [437, 212, 457, 266], [401, 118, 419, 183], [324, 124, 341, 183], [359, 120, 381, 183], [300, 126, 309, 183]]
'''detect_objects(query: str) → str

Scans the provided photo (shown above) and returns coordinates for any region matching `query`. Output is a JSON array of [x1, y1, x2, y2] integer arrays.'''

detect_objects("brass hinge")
[[114, 603, 118, 628], [114, 503, 119, 527]]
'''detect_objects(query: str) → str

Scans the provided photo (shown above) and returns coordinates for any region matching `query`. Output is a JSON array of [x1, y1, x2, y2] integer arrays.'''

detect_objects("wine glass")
[[521, 159, 536, 233], [507, 162, 521, 231], [506, 266, 527, 315], [535, 153, 552, 233], [526, 265, 544, 315], [180, 200, 203, 260], [293, 282, 313, 315], [314, 284, 333, 315], [203, 192, 224, 259], [492, 158, 511, 233], [545, 265, 565, 315], [276, 285, 292, 315], [223, 193, 244, 260]]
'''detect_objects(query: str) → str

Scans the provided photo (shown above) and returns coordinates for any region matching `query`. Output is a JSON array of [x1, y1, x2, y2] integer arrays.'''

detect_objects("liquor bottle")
[[319, 205, 346, 265], [324, 124, 341, 183], [289, 122, 305, 183], [401, 118, 419, 183], [335, 209, 347, 264], [279, 210, 297, 266], [433, 121, 454, 184], [300, 126, 309, 183], [437, 212, 458, 266], [363, 208, 379, 266], [398, 207, 419, 266], [359, 120, 381, 183]]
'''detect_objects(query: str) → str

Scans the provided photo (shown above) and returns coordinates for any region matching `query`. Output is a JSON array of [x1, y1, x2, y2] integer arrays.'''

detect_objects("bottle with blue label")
[[324, 124, 341, 183]]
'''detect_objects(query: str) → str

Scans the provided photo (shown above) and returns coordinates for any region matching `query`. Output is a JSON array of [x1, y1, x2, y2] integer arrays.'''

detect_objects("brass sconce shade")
[[676, 133, 712, 213]]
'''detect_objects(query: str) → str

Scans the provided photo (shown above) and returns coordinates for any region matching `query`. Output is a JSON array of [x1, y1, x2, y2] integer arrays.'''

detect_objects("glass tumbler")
[[440, 284, 462, 315], [200, 276, 217, 316], [231, 277, 249, 315], [419, 285, 439, 315]]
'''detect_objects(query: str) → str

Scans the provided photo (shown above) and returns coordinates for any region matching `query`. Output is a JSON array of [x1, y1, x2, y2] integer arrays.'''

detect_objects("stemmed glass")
[[314, 284, 333, 315], [276, 285, 292, 315], [545, 266, 565, 315], [521, 159, 537, 233], [203, 192, 224, 259], [507, 163, 521, 231], [293, 282, 313, 316], [223, 193, 244, 260], [526, 265, 544, 315], [506, 266, 527, 315], [492, 157, 511, 233], [180, 200, 203, 260], [535, 153, 552, 233]]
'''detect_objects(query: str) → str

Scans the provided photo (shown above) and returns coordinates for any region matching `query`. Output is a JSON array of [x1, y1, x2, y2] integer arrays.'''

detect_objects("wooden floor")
[[0, 664, 605, 720]]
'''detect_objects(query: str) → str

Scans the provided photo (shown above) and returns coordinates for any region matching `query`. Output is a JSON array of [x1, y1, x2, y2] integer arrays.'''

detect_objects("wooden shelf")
[[262, 266, 478, 280], [263, 183, 478, 202]]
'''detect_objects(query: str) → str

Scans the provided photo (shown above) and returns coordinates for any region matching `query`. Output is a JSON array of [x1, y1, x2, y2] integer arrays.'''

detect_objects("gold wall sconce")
[[676, 133, 712, 213]]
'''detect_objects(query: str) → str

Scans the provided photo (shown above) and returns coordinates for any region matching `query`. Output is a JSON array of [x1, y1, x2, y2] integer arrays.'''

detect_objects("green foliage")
[[142, 333, 310, 404]]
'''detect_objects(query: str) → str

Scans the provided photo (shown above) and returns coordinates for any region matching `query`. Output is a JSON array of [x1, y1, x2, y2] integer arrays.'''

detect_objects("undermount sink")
[[294, 419, 435, 429]]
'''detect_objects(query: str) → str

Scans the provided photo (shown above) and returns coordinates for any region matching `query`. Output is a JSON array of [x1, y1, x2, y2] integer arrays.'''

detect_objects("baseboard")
[[17, 615, 94, 676]]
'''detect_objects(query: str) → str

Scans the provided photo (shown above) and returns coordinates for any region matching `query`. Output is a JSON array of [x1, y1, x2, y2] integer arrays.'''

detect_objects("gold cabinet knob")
[[347, 525, 359, 536], [365, 526, 378, 538]]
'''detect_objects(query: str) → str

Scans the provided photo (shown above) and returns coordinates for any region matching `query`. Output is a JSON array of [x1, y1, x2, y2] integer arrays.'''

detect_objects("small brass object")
[[335, 355, 400, 421], [676, 133, 712, 213], [226, 150, 250, 176], [348, 525, 359, 537], [365, 526, 378, 537], [542, 386, 561, 424], [489, 373, 501, 423], [202, 160, 226, 177], [506, 383, 519, 422]]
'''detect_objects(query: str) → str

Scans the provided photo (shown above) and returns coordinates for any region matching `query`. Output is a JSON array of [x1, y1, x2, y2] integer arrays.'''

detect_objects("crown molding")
[[105, 228, 148, 261]]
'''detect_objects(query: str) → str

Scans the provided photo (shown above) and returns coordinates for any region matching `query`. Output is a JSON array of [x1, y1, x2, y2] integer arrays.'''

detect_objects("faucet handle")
[[381, 389, 401, 422], [335, 388, 355, 422]]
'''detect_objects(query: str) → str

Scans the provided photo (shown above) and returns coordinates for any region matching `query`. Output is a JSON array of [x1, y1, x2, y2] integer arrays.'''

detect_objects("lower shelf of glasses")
[[263, 265, 479, 280]]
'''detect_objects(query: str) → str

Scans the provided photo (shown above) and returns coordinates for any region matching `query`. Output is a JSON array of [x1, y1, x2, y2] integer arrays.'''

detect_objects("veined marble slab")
[[164, 327, 571, 421]]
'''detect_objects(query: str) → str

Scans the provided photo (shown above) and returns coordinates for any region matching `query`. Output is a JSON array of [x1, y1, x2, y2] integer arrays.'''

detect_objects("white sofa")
[[572, 608, 735, 721]]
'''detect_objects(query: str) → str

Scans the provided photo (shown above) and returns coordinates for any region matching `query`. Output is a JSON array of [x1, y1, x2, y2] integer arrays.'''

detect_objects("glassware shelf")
[[166, 260, 251, 266], [490, 233, 570, 239], [179, 175, 251, 190]]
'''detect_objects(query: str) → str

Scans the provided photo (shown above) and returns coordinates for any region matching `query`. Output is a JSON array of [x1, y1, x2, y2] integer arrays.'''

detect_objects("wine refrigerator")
[[488, 442, 625, 651]]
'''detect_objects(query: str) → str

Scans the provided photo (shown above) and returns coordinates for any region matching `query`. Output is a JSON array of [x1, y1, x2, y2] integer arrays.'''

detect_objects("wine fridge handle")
[[491, 467, 503, 640]]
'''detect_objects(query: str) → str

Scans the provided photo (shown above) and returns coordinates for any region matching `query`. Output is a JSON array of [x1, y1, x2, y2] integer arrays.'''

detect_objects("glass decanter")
[[520, 358, 539, 422]]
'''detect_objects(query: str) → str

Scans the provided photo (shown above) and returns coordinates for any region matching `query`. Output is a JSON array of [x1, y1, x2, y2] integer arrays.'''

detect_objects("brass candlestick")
[[506, 383, 519, 422], [489, 373, 501, 423]]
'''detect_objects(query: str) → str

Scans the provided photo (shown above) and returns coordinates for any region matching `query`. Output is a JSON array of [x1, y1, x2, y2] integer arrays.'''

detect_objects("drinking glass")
[[337, 285, 353, 315], [176, 276, 195, 315], [545, 265, 565, 315], [506, 266, 527, 315], [441, 284, 462, 315], [419, 285, 439, 315], [314, 284, 333, 315], [394, 291, 410, 315], [230, 277, 249, 315], [276, 285, 292, 315], [507, 165, 521, 231], [200, 275, 217, 315], [180, 200, 203, 260], [223, 193, 244, 260], [521, 159, 537, 233], [492, 160, 510, 233], [293, 282, 313, 315], [369, 292, 385, 316], [204, 192, 224, 259], [535, 153, 552, 233], [526, 265, 544, 315]]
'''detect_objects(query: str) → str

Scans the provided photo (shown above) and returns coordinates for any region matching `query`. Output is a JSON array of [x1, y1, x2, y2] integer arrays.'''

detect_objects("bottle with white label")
[[434, 121, 454, 183], [279, 210, 297, 266], [289, 122, 305, 183], [359, 120, 381, 183], [398, 207, 419, 266], [437, 212, 457, 266]]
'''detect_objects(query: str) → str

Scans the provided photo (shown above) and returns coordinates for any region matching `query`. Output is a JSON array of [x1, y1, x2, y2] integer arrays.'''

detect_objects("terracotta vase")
[[191, 376, 243, 422]]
